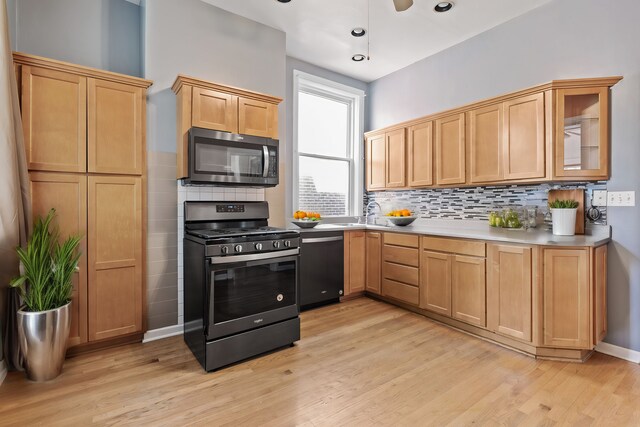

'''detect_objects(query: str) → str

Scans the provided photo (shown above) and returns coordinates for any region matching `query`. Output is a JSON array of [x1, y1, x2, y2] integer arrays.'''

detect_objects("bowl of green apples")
[[488, 208, 524, 230]]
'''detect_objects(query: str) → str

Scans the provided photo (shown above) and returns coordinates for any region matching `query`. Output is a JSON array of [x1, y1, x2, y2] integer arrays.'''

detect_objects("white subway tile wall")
[[176, 184, 265, 326]]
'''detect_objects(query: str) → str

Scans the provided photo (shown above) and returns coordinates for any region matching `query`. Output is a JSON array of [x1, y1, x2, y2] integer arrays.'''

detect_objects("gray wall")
[[142, 0, 286, 329], [10, 0, 141, 77], [368, 0, 640, 352], [6, 0, 15, 50], [285, 56, 369, 218]]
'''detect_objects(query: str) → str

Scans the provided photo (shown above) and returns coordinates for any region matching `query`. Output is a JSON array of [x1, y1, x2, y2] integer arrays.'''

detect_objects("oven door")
[[206, 249, 298, 340], [188, 127, 278, 186]]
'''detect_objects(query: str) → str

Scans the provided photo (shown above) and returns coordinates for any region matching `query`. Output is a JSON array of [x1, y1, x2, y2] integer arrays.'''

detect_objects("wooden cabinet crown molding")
[[364, 77, 622, 138], [13, 52, 153, 89], [171, 75, 283, 105]]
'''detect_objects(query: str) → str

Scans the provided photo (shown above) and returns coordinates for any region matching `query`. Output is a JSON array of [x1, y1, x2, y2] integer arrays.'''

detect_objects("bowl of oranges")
[[292, 211, 322, 228], [385, 209, 417, 226]]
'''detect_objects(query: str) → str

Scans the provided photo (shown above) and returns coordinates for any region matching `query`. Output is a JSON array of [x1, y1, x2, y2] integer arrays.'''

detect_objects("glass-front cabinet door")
[[555, 87, 609, 179]]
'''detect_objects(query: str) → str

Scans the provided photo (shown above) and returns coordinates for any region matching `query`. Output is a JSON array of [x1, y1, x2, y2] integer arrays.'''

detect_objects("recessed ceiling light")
[[352, 54, 366, 62], [276, 0, 291, 3], [434, 2, 454, 12], [351, 28, 366, 37]]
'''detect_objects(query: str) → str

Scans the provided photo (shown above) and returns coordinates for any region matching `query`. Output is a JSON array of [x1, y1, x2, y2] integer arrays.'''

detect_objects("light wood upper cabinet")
[[452, 255, 486, 327], [487, 244, 533, 342], [192, 87, 238, 133], [408, 121, 433, 187], [365, 232, 382, 295], [503, 93, 545, 180], [88, 175, 142, 342], [366, 133, 386, 191], [420, 251, 452, 316], [386, 128, 406, 188], [88, 79, 144, 175], [542, 248, 590, 348], [30, 172, 88, 347], [435, 113, 465, 185], [554, 87, 609, 179], [21, 65, 87, 172], [172, 76, 283, 179], [468, 103, 503, 183], [238, 97, 278, 139]]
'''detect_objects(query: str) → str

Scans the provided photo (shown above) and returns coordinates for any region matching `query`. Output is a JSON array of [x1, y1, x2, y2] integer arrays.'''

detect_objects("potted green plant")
[[548, 199, 579, 236], [10, 209, 81, 381]]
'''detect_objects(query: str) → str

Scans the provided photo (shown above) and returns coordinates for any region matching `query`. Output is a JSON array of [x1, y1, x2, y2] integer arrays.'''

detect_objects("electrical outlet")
[[607, 191, 636, 207], [592, 190, 607, 207]]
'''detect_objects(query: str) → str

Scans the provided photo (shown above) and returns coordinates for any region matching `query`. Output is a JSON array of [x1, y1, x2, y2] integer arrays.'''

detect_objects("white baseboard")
[[596, 342, 640, 364], [0, 360, 7, 386], [142, 324, 183, 343]]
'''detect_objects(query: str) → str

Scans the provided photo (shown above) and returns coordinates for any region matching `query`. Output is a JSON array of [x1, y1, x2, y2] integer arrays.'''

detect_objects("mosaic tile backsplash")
[[365, 182, 607, 224]]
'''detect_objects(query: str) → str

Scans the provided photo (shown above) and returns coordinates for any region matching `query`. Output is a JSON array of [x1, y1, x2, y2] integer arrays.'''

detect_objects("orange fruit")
[[401, 209, 411, 217]]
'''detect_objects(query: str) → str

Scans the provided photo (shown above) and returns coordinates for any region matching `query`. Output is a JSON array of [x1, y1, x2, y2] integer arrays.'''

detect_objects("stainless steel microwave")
[[185, 127, 278, 186]]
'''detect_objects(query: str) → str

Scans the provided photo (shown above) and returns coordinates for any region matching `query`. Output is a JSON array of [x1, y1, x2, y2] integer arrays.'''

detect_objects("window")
[[293, 71, 365, 217]]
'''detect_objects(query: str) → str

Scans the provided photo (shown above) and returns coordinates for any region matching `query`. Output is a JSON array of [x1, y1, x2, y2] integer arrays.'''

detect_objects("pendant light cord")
[[367, 0, 371, 60]]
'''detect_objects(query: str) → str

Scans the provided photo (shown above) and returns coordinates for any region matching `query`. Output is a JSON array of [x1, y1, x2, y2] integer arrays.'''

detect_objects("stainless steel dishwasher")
[[299, 231, 344, 310]]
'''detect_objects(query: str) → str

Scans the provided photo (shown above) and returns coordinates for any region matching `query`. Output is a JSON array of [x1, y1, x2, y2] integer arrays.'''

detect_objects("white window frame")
[[292, 70, 365, 217]]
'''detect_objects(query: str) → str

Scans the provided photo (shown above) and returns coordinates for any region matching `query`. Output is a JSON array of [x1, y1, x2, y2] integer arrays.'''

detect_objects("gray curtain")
[[0, 0, 32, 371]]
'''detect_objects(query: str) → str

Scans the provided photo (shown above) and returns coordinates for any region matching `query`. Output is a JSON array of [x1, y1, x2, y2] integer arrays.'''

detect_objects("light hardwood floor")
[[1, 298, 639, 426]]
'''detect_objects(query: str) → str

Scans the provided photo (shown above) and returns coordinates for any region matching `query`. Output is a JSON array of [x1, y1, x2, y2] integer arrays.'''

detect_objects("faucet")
[[366, 201, 382, 225]]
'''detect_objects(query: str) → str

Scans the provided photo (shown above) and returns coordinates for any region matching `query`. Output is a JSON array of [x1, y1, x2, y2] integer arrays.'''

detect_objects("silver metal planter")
[[17, 302, 71, 381]]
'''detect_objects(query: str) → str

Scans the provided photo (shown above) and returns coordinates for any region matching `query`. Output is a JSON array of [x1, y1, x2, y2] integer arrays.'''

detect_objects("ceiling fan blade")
[[393, 0, 414, 12]]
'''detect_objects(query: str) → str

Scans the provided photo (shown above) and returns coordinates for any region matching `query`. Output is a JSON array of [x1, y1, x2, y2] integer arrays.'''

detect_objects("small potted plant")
[[10, 209, 81, 381], [548, 199, 579, 236]]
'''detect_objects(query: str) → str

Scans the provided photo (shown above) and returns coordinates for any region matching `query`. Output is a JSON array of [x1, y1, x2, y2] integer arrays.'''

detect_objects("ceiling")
[[202, 0, 553, 82]]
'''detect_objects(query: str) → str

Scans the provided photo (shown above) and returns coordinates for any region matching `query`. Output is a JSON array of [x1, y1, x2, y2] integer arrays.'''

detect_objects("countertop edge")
[[289, 223, 610, 247]]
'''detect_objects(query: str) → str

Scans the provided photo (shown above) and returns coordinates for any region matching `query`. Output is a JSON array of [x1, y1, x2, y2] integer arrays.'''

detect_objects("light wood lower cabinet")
[[452, 255, 486, 327], [382, 233, 419, 306], [365, 232, 382, 295], [487, 244, 533, 342], [419, 251, 451, 316], [344, 231, 366, 296], [542, 248, 590, 348], [29, 172, 88, 347], [88, 176, 143, 341], [593, 245, 607, 344]]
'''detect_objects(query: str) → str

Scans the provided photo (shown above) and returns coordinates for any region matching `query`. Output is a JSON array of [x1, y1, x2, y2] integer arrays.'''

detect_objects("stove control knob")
[[284, 240, 291, 248], [220, 246, 229, 254], [255, 243, 263, 251], [273, 241, 281, 249], [234, 245, 243, 253]]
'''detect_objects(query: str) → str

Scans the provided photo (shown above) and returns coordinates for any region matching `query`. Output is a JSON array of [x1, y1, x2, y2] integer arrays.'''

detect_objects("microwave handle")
[[262, 146, 270, 178]]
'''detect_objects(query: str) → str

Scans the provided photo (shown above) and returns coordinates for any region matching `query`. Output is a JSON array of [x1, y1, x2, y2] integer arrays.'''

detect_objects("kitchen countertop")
[[288, 219, 610, 247]]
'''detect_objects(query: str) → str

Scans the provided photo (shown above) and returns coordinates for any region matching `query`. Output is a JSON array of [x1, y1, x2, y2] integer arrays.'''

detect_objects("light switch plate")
[[607, 191, 635, 207], [592, 190, 607, 207]]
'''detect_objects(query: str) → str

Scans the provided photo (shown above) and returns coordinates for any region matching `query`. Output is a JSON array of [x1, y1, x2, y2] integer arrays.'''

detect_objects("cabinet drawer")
[[384, 233, 419, 248], [382, 279, 419, 306], [422, 236, 485, 257], [383, 245, 419, 267], [383, 261, 419, 287]]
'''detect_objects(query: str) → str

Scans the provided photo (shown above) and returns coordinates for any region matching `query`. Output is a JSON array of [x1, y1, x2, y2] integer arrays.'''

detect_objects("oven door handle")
[[210, 248, 299, 264], [262, 146, 270, 178]]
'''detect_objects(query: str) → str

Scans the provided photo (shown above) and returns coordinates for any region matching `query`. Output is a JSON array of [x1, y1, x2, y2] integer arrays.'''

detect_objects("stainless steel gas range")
[[183, 201, 300, 371]]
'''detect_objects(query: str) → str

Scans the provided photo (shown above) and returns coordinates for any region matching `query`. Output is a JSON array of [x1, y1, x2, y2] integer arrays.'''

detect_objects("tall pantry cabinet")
[[14, 52, 153, 352]]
